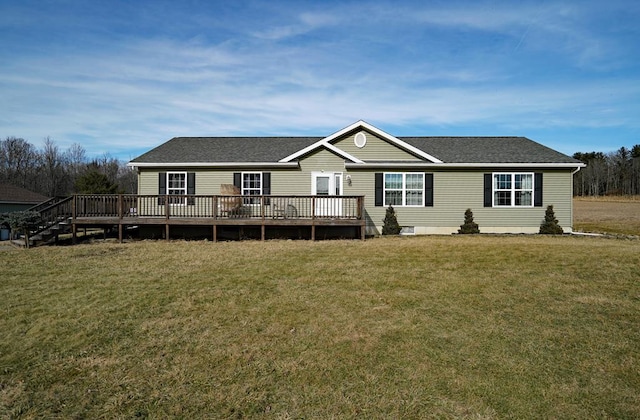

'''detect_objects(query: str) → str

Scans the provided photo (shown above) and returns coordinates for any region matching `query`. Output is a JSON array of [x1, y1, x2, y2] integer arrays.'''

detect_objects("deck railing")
[[73, 194, 364, 220]]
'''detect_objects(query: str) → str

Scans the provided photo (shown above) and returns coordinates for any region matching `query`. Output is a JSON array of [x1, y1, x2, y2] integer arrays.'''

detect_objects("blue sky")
[[1, 0, 639, 161]]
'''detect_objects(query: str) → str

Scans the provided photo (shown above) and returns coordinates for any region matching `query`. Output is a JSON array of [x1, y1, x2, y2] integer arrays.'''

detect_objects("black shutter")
[[187, 173, 196, 194], [534, 173, 543, 207], [187, 172, 196, 205], [262, 172, 271, 195], [484, 173, 492, 207], [424, 173, 433, 207], [375, 173, 383, 206], [262, 172, 271, 205], [158, 172, 166, 205], [233, 173, 241, 189]]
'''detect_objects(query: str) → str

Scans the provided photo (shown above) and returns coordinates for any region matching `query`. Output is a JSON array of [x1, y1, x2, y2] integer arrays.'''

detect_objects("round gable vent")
[[354, 132, 367, 148]]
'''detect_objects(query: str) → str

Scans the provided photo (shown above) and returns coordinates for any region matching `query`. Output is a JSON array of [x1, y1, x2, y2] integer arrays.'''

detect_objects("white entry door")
[[312, 172, 343, 217]]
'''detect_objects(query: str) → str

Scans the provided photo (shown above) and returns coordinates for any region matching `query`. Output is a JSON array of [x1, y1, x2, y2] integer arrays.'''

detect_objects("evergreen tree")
[[458, 208, 480, 234], [539, 205, 564, 234], [382, 205, 401, 235], [75, 169, 119, 194]]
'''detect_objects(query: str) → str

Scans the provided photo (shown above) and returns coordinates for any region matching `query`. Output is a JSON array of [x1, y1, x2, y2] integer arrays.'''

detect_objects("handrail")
[[72, 194, 365, 220], [29, 196, 74, 238]]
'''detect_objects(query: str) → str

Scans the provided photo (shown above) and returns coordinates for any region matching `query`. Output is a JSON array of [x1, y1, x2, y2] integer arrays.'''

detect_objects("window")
[[493, 173, 533, 207], [242, 172, 262, 204], [167, 172, 186, 205], [384, 173, 424, 206]]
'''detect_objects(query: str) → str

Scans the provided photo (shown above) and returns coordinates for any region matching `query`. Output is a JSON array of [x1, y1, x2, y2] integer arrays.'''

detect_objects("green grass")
[[1, 236, 639, 418]]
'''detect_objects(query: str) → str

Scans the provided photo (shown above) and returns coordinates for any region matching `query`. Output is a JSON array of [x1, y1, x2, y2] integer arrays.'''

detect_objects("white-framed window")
[[493, 173, 533, 207], [384, 173, 424, 206], [167, 172, 187, 205], [242, 172, 262, 204]]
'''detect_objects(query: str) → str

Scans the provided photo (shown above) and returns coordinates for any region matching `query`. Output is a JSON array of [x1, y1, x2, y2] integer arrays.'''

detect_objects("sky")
[[1, 0, 639, 162]]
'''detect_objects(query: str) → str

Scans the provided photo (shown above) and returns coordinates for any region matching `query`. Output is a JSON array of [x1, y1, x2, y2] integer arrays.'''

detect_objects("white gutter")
[[345, 162, 587, 169], [128, 162, 300, 169]]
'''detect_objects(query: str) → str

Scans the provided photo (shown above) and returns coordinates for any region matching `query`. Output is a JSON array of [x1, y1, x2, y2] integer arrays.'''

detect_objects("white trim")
[[279, 120, 443, 163], [346, 162, 585, 169], [383, 172, 425, 207], [323, 143, 364, 164], [166, 171, 187, 206], [491, 172, 534, 208], [128, 162, 299, 168], [354, 132, 367, 148], [240, 171, 262, 196]]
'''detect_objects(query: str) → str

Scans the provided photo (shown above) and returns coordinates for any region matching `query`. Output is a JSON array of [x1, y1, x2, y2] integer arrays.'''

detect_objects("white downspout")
[[570, 165, 583, 233]]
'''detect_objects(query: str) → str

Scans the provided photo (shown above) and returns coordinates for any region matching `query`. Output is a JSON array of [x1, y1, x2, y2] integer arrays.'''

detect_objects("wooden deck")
[[65, 194, 366, 242]]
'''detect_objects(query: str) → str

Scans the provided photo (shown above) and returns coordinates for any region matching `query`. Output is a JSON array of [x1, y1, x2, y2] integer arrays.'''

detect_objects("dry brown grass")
[[574, 196, 640, 235], [1, 236, 639, 418]]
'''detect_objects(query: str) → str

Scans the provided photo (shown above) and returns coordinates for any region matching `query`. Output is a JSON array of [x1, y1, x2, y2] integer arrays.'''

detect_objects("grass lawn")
[[574, 196, 640, 235], [1, 236, 639, 418]]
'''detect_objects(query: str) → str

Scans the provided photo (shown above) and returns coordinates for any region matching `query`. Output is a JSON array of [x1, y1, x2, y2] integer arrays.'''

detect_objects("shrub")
[[458, 208, 480, 234], [539, 205, 564, 234], [382, 205, 401, 235]]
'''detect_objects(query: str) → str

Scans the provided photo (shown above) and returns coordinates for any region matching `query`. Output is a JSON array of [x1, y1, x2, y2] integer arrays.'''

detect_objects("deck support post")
[[311, 196, 316, 241], [213, 224, 217, 242], [118, 223, 123, 243], [72, 224, 77, 245]]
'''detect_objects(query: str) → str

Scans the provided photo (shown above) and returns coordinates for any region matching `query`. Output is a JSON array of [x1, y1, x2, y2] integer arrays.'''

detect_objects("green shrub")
[[458, 208, 480, 234], [539, 205, 564, 234], [382, 205, 401, 235]]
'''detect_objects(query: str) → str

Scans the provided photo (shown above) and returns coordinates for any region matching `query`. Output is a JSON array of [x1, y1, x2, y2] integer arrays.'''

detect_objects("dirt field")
[[574, 196, 640, 235]]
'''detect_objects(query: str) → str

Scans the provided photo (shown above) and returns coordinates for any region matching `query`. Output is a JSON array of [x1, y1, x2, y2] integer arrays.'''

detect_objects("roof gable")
[[279, 120, 443, 163]]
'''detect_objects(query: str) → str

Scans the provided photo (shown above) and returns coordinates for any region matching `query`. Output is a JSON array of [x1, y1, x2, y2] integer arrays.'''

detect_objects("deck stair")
[[11, 197, 73, 247]]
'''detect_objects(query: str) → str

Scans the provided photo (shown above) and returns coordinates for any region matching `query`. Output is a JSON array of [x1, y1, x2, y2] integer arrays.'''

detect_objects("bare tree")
[[0, 137, 39, 189]]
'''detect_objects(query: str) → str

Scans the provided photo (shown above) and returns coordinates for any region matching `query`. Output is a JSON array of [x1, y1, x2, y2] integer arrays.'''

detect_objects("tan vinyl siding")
[[138, 164, 575, 235], [356, 169, 574, 234], [334, 132, 421, 161]]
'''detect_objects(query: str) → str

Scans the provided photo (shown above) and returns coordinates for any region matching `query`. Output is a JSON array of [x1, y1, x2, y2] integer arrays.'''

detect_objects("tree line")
[[573, 145, 640, 196], [1, 136, 137, 197]]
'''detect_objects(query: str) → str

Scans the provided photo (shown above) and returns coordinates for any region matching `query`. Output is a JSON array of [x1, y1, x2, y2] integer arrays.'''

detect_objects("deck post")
[[71, 195, 77, 244], [359, 197, 366, 240], [261, 196, 265, 240], [311, 196, 316, 240], [213, 224, 217, 242], [165, 195, 170, 241], [118, 194, 123, 243]]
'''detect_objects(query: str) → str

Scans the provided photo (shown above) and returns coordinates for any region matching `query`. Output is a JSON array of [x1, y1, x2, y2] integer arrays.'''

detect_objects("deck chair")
[[219, 184, 242, 217]]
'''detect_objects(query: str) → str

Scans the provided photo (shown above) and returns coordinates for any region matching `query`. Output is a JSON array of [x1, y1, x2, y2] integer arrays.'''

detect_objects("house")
[[128, 120, 584, 238], [0, 183, 50, 241], [0, 183, 49, 213]]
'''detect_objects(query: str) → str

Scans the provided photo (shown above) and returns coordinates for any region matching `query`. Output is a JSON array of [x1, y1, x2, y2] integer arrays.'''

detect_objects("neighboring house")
[[0, 184, 49, 241], [129, 120, 585, 235], [0, 183, 49, 213]]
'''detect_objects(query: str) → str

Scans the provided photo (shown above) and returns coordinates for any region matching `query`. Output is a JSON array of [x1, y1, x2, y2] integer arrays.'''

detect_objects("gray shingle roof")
[[399, 137, 580, 164], [0, 183, 49, 204], [130, 137, 322, 164], [130, 135, 580, 165]]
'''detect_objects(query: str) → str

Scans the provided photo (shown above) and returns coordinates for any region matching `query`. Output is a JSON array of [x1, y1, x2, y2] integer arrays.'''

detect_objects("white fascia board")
[[345, 162, 586, 169], [277, 140, 364, 164], [324, 142, 364, 163], [279, 120, 442, 163], [128, 162, 300, 169]]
